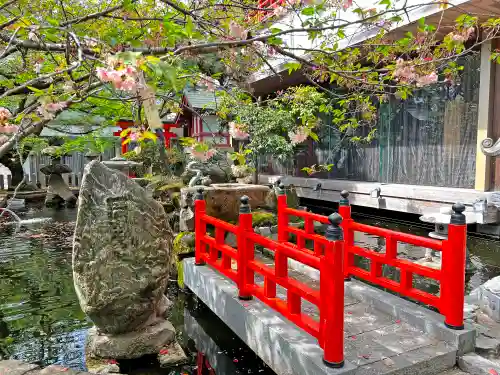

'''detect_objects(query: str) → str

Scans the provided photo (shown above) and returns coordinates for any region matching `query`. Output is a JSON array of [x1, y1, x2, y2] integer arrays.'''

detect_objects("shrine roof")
[[182, 87, 220, 110]]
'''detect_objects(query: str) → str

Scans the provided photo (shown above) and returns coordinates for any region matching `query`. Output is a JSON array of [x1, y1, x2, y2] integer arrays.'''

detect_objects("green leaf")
[[46, 17, 59, 26], [390, 15, 403, 22], [301, 7, 315, 16], [284, 62, 302, 74], [185, 17, 194, 38], [309, 131, 319, 142], [27, 86, 45, 94]]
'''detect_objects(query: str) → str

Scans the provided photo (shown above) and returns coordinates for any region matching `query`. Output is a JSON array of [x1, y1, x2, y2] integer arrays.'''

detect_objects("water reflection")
[[0, 205, 274, 375]]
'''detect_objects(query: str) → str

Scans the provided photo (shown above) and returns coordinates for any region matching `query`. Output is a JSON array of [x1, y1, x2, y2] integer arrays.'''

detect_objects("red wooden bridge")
[[193, 186, 468, 368]]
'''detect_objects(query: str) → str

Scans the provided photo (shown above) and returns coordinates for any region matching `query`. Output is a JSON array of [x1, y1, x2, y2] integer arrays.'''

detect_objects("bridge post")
[[338, 190, 353, 281], [442, 203, 466, 330], [277, 184, 289, 243], [194, 188, 206, 266], [275, 184, 290, 291], [238, 196, 254, 300], [321, 213, 345, 368]]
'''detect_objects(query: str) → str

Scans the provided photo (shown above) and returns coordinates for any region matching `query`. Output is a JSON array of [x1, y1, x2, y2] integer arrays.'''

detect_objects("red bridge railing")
[[194, 188, 346, 367], [193, 185, 467, 368], [277, 187, 467, 330]]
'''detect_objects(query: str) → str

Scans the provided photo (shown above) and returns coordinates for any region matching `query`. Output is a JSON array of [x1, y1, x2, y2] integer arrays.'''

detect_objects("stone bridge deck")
[[183, 256, 475, 375]]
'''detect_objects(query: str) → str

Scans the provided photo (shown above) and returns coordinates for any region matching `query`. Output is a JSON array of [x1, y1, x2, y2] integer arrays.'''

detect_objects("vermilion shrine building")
[[114, 87, 231, 154]]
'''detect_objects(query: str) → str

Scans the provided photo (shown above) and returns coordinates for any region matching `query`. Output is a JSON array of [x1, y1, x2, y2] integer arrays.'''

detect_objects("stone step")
[[0, 360, 125, 375], [475, 335, 500, 358], [184, 258, 464, 375], [459, 353, 500, 375]]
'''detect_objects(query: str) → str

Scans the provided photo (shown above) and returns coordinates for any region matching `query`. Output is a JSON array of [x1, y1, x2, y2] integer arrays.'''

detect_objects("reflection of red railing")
[[194, 188, 345, 367], [197, 352, 216, 375]]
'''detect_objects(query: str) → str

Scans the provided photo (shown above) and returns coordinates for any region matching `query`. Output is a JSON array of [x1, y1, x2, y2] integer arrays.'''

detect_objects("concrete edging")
[[183, 258, 357, 375]]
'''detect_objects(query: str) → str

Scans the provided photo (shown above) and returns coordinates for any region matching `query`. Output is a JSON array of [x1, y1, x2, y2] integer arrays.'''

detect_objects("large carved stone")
[[481, 138, 500, 156], [73, 161, 174, 335]]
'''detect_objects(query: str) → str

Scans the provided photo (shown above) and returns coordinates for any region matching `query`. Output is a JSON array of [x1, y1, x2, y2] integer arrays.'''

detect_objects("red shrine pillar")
[[113, 121, 133, 155], [113, 121, 180, 155]]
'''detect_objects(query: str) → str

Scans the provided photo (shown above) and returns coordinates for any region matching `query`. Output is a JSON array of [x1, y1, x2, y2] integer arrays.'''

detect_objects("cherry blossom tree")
[[0, 0, 499, 165]]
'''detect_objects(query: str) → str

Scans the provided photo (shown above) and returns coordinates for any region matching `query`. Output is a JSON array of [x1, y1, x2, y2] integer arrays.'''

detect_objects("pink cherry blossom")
[[416, 72, 438, 87], [188, 147, 217, 162], [342, 0, 353, 10], [273, 5, 288, 17], [198, 75, 217, 92], [96, 67, 109, 81], [393, 59, 416, 83], [129, 132, 139, 142], [0, 125, 19, 133], [229, 122, 249, 140], [0, 107, 12, 126], [46, 102, 67, 112], [253, 41, 266, 54], [289, 127, 309, 145], [118, 77, 137, 91], [108, 70, 124, 86], [125, 66, 137, 76], [37, 102, 67, 120], [229, 21, 248, 40]]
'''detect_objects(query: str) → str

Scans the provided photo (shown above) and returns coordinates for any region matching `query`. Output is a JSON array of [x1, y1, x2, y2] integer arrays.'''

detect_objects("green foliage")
[[19, 136, 49, 155], [251, 211, 277, 226], [302, 164, 335, 176], [55, 132, 115, 156], [124, 141, 186, 175]]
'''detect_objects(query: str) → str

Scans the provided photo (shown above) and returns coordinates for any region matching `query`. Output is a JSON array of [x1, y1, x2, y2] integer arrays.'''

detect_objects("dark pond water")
[[0, 205, 274, 375]]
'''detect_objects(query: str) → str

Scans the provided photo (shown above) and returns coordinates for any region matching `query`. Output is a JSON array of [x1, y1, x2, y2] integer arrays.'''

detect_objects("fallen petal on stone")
[[383, 357, 395, 366]]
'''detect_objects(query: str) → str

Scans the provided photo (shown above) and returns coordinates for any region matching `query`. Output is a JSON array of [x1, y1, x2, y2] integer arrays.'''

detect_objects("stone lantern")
[[419, 206, 476, 273], [40, 146, 77, 208]]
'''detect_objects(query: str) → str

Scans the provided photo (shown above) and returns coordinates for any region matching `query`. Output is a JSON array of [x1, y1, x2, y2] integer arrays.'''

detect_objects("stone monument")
[[40, 151, 77, 208], [73, 161, 186, 364]]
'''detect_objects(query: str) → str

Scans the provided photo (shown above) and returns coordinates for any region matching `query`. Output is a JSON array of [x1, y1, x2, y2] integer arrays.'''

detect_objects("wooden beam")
[[475, 40, 493, 191]]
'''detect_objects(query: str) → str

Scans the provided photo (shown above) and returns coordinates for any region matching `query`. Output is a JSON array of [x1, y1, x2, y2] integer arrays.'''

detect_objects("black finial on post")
[[195, 187, 204, 200], [340, 190, 350, 206], [451, 203, 466, 225], [240, 195, 251, 213], [325, 213, 343, 241], [277, 183, 286, 196]]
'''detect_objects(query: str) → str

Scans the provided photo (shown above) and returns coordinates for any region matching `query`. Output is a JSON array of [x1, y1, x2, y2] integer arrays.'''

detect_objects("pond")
[[0, 205, 274, 375]]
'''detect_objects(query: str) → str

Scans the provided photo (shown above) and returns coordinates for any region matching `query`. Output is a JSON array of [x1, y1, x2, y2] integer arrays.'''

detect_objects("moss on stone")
[[171, 192, 181, 209], [157, 181, 184, 192], [173, 232, 195, 289], [251, 211, 277, 226]]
